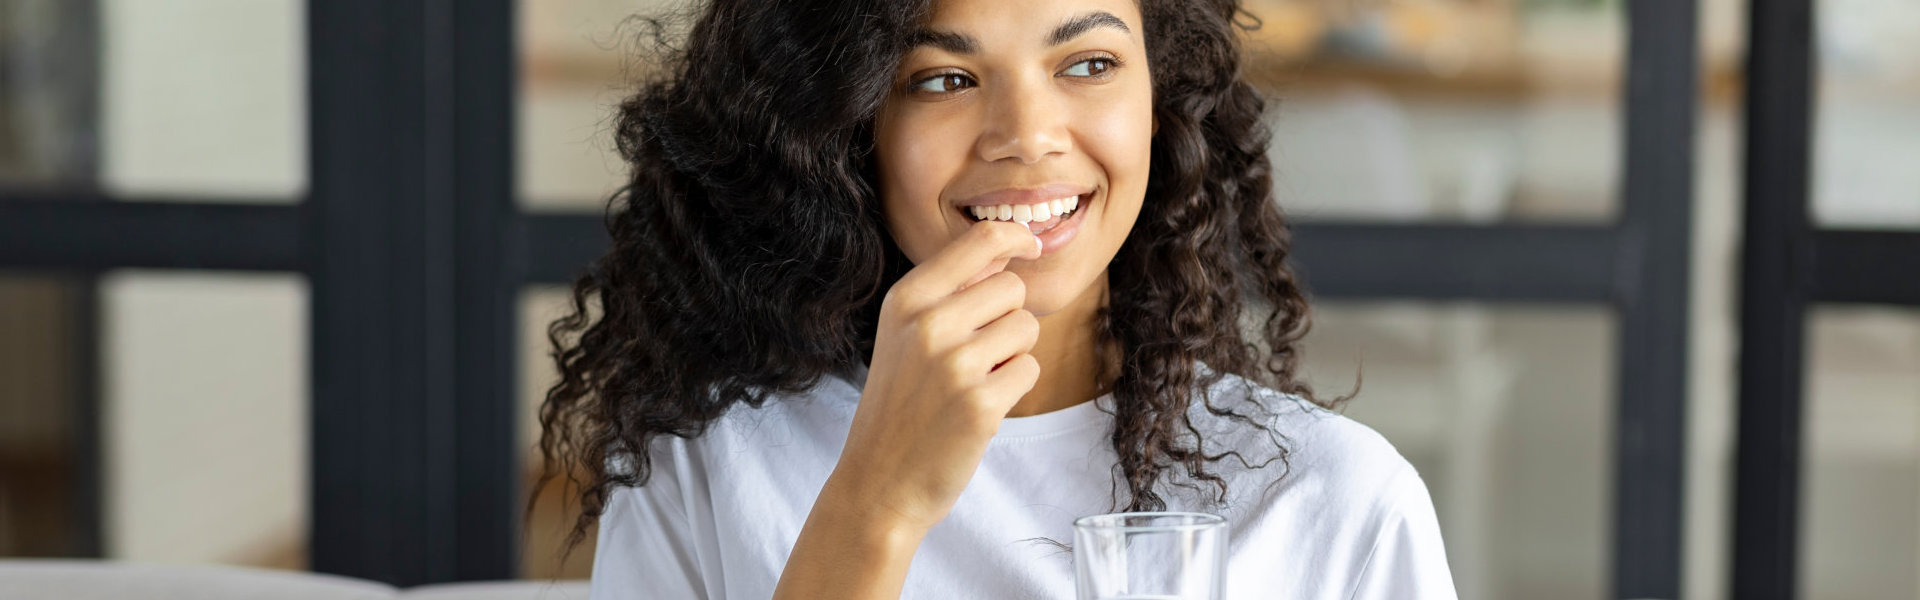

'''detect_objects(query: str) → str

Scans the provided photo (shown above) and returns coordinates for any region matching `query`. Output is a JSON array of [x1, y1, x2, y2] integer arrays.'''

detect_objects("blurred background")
[[0, 0, 1915, 598]]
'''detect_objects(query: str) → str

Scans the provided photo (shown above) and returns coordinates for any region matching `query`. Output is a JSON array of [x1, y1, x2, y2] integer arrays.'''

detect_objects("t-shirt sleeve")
[[589, 446, 710, 600], [1346, 468, 1458, 600]]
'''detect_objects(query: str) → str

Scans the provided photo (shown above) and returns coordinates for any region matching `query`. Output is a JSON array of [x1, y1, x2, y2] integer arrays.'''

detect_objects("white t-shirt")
[[589, 362, 1457, 599]]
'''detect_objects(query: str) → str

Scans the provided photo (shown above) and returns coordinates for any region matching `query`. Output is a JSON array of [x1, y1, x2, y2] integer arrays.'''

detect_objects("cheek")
[[874, 112, 966, 263], [1077, 85, 1155, 209]]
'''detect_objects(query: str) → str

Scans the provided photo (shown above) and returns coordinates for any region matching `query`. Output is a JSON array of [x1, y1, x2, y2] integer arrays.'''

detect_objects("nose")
[[975, 75, 1071, 164]]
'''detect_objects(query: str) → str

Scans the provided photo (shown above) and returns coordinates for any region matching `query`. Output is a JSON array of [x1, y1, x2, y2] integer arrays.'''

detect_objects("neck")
[[1005, 272, 1110, 418]]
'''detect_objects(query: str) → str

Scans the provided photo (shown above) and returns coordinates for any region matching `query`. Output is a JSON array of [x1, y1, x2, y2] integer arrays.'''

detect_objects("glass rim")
[[1072, 511, 1226, 532]]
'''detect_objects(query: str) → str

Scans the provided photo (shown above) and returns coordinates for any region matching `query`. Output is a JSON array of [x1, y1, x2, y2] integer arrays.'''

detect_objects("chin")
[[1017, 274, 1098, 318]]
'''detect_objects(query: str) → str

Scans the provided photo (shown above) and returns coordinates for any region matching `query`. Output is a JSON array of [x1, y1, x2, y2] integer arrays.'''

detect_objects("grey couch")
[[0, 560, 591, 599]]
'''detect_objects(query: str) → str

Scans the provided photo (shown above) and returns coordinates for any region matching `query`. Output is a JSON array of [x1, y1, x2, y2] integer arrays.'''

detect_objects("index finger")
[[896, 221, 1043, 298]]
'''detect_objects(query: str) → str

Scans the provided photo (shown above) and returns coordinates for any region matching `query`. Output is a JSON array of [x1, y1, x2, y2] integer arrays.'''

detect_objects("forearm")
[[773, 479, 926, 600]]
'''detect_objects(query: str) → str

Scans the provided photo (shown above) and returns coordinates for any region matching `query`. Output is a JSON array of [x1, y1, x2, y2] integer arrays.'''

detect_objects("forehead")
[[923, 0, 1143, 37]]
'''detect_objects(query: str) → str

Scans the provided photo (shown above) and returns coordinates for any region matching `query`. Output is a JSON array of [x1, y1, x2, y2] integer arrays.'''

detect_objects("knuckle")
[[1012, 310, 1040, 335], [984, 221, 1019, 245], [909, 308, 946, 335], [958, 388, 998, 417], [916, 337, 945, 360], [999, 271, 1027, 297], [946, 346, 984, 377], [883, 284, 920, 312], [1006, 353, 1036, 376], [914, 334, 941, 357], [978, 220, 1007, 239], [905, 315, 943, 353], [876, 297, 904, 324]]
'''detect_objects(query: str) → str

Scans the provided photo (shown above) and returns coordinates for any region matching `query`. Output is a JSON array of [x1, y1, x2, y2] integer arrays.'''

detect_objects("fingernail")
[[1032, 234, 1044, 255]]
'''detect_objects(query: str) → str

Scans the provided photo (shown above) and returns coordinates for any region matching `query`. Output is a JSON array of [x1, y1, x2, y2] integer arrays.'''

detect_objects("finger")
[[895, 221, 1042, 300], [958, 257, 1012, 291], [978, 353, 1041, 416], [961, 308, 1040, 376], [931, 270, 1027, 333]]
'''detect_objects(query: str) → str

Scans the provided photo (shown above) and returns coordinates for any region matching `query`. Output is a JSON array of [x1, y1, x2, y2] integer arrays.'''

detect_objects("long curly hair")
[[532, 0, 1344, 556]]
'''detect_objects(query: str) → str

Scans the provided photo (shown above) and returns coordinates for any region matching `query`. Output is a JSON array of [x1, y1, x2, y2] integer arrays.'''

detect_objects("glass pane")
[[100, 271, 308, 568], [1800, 306, 1920, 599], [516, 0, 672, 212], [0, 1, 95, 189], [0, 273, 88, 557], [1300, 302, 1614, 599], [1248, 0, 1623, 223], [519, 286, 596, 578], [1812, 0, 1920, 229], [100, 0, 305, 201]]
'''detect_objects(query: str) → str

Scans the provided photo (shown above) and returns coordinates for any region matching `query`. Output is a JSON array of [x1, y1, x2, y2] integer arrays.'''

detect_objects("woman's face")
[[874, 0, 1154, 317]]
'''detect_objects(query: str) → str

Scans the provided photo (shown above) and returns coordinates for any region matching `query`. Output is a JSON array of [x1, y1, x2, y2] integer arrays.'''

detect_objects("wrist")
[[816, 474, 931, 549], [775, 475, 927, 600]]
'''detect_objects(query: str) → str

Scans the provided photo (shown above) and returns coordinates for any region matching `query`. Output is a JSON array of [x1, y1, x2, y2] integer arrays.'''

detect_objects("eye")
[[1060, 57, 1117, 79], [911, 72, 975, 94]]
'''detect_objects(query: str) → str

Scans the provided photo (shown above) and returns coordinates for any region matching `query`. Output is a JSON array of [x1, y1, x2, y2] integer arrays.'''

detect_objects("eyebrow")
[[905, 29, 978, 55], [1046, 11, 1131, 47], [906, 11, 1133, 55]]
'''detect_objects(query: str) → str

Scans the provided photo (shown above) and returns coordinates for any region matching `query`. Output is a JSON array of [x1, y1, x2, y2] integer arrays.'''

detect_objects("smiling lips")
[[967, 195, 1082, 234], [955, 183, 1094, 235]]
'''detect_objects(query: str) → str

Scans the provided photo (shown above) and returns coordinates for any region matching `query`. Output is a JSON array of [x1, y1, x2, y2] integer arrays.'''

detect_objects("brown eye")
[[1061, 58, 1116, 78], [912, 72, 975, 94]]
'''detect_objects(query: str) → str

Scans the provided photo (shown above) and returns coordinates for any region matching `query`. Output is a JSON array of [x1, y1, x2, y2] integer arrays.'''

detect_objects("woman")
[[535, 0, 1457, 597]]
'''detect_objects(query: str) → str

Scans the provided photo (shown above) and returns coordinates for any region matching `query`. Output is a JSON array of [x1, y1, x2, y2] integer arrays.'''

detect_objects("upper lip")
[[952, 184, 1094, 208]]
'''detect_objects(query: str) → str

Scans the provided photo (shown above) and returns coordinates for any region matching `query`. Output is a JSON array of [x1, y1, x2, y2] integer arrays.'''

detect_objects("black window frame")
[[1733, 0, 1920, 598]]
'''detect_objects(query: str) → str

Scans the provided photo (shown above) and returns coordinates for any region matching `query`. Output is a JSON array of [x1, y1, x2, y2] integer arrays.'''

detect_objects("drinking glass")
[[1072, 512, 1228, 600]]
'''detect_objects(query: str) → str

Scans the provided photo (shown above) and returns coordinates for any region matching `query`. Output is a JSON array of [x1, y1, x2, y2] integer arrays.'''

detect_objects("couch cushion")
[[399, 580, 590, 599], [0, 559, 397, 600]]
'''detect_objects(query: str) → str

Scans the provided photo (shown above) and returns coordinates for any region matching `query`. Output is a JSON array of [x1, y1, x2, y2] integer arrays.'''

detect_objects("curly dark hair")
[[532, 0, 1345, 557]]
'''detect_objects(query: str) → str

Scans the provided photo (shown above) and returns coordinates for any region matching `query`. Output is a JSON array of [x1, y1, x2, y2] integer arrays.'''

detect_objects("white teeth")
[[967, 195, 1085, 222]]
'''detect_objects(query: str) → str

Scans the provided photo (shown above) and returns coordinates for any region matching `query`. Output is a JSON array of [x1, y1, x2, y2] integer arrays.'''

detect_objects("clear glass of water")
[[1073, 512, 1228, 600]]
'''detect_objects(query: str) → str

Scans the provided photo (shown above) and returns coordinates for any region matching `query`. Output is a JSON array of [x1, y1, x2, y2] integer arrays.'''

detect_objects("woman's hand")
[[833, 220, 1045, 533], [775, 221, 1041, 600]]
